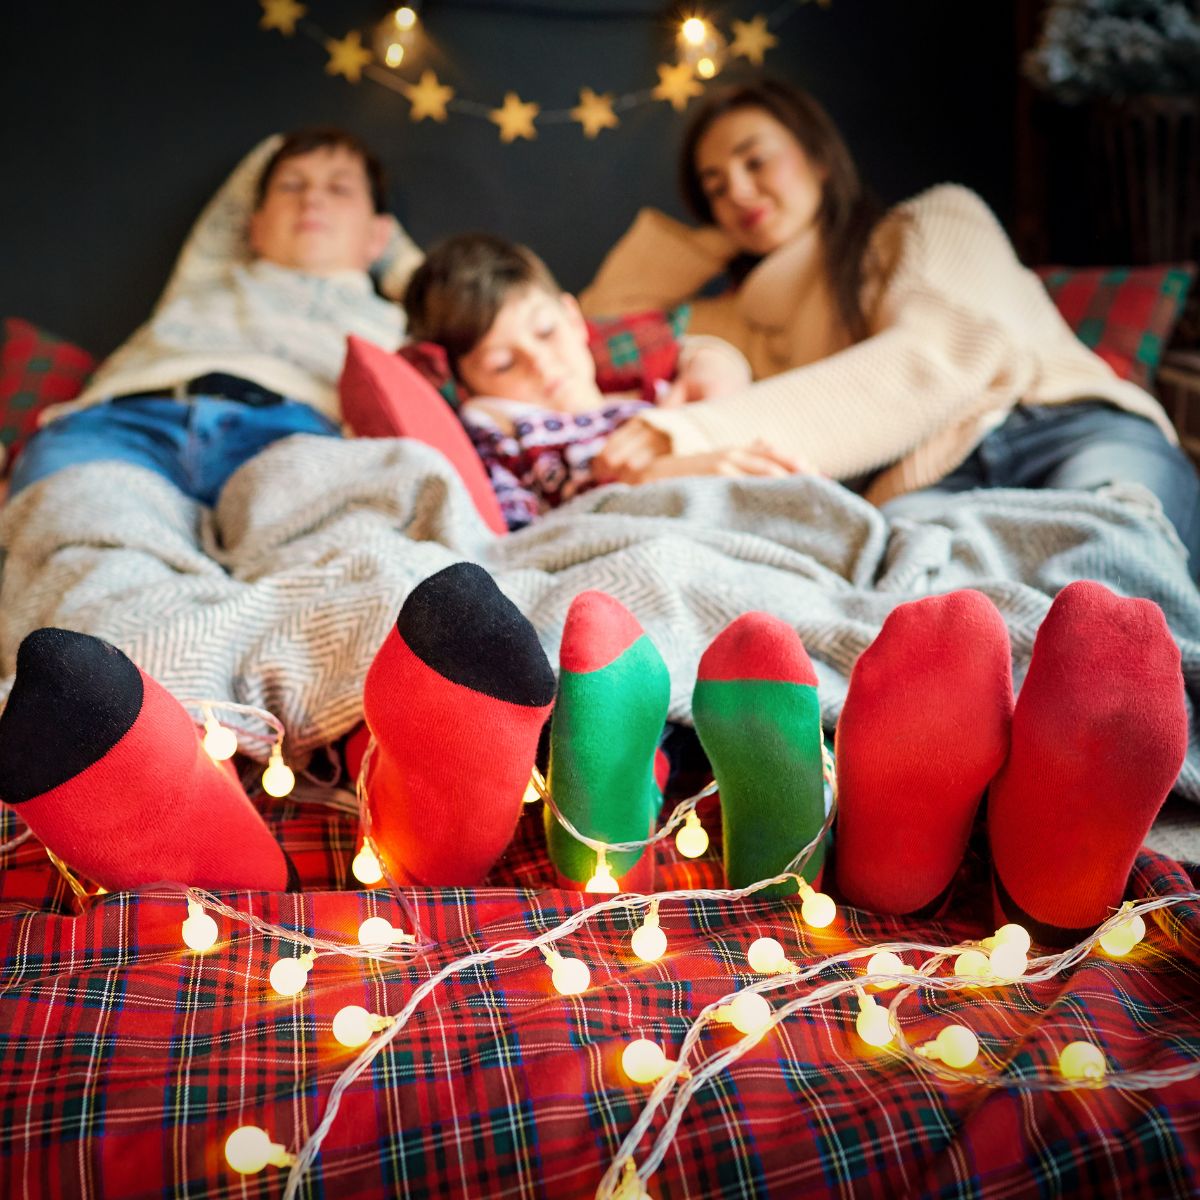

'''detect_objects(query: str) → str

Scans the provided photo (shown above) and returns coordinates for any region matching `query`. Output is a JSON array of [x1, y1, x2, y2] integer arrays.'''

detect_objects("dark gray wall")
[[2, 0, 1016, 357]]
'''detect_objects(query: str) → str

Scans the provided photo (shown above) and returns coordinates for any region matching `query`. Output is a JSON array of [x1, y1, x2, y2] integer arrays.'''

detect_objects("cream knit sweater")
[[581, 185, 1176, 506]]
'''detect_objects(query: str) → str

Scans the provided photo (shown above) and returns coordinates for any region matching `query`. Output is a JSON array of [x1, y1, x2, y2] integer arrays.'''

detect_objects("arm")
[[655, 334, 754, 407], [580, 209, 739, 317]]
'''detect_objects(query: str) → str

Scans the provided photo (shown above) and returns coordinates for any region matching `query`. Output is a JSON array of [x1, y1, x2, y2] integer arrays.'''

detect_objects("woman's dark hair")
[[680, 79, 883, 343], [255, 126, 388, 214]]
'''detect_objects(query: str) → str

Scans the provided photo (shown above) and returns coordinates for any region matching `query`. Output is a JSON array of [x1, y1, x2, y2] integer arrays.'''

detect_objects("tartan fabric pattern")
[[0, 794, 1197, 1199], [1036, 265, 1195, 393], [0, 318, 95, 475]]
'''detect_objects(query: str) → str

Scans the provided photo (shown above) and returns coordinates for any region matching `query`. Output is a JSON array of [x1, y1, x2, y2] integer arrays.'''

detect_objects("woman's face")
[[693, 107, 826, 257]]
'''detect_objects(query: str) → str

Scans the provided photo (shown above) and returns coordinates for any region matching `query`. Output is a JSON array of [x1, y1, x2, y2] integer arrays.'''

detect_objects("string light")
[[914, 1024, 980, 1069], [715, 989, 772, 1038], [983, 923, 1032, 956], [586, 847, 620, 894], [615, 1159, 652, 1200], [181, 901, 218, 951], [674, 810, 709, 859], [261, 743, 295, 797], [630, 900, 667, 962], [357, 916, 416, 948], [796, 880, 837, 929], [201, 708, 238, 761], [542, 947, 590, 995], [747, 937, 796, 975], [522, 777, 543, 805], [865, 950, 914, 990], [1098, 903, 1147, 957], [269, 952, 315, 997], [676, 14, 728, 79], [351, 842, 384, 885], [1059, 1040, 1107, 1082], [332, 1004, 394, 1048], [987, 942, 1028, 981], [953, 949, 991, 980], [374, 4, 420, 70], [224, 1125, 297, 1174], [855, 991, 895, 1048], [621, 1038, 675, 1084]]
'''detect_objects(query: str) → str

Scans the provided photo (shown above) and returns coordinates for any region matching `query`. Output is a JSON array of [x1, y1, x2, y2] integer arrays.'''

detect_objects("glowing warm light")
[[991, 923, 1032, 956], [918, 1024, 980, 1069], [953, 949, 991, 979], [865, 951, 913, 990], [719, 989, 772, 1037], [630, 921, 667, 963], [352, 843, 384, 885], [675, 811, 709, 858], [586, 849, 620, 894], [1059, 1040, 1107, 1082], [621, 1038, 669, 1083], [385, 43, 405, 66], [987, 943, 1027, 981], [855, 995, 894, 1047], [261, 747, 295, 797], [1099, 905, 1147, 957], [224, 1125, 295, 1174], [798, 882, 836, 929], [202, 715, 238, 761], [182, 901, 218, 951], [269, 953, 314, 996], [357, 916, 394, 947], [747, 937, 794, 975], [522, 778, 542, 805], [696, 56, 716, 78], [332, 1004, 392, 1048], [680, 17, 707, 45], [393, 5, 417, 29], [545, 950, 590, 995]]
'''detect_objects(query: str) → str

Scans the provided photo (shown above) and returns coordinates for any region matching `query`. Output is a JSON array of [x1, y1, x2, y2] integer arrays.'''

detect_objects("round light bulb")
[[675, 813, 709, 859], [681, 17, 707, 45], [953, 949, 991, 979], [866, 951, 908, 990], [522, 779, 542, 805], [696, 56, 717, 78], [856, 998, 894, 1047], [728, 990, 772, 1037], [1059, 1040, 1106, 1082], [934, 1024, 979, 1068], [630, 924, 667, 962], [994, 923, 1031, 955], [269, 956, 311, 997], [332, 1005, 375, 1048], [225, 1125, 274, 1174], [1098, 913, 1146, 957], [586, 859, 620, 894], [352, 844, 383, 885], [988, 943, 1027, 980], [384, 43, 405, 67], [551, 957, 590, 995], [394, 5, 416, 29], [182, 903, 218, 951], [621, 1038, 668, 1084], [747, 937, 786, 974], [203, 717, 238, 762], [800, 889, 836, 929], [261, 752, 295, 798], [358, 916, 396, 947]]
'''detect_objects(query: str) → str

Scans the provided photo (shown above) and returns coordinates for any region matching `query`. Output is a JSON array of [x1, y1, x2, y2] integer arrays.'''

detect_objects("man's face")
[[250, 146, 391, 275]]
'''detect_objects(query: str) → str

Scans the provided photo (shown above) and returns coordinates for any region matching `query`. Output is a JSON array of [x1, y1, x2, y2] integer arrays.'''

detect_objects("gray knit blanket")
[[2, 434, 1198, 799]]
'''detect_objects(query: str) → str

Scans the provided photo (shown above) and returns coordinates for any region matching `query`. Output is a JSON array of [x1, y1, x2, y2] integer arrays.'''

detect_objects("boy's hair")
[[403, 233, 562, 374], [255, 126, 388, 213]]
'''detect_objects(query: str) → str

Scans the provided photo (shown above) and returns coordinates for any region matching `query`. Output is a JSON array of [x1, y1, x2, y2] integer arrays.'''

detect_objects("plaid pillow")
[[1035, 265, 1194, 392], [398, 305, 691, 408], [0, 318, 95, 475]]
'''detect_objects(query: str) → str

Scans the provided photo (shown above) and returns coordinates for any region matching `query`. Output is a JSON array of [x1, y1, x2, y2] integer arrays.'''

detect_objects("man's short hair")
[[403, 233, 562, 374], [255, 126, 388, 213]]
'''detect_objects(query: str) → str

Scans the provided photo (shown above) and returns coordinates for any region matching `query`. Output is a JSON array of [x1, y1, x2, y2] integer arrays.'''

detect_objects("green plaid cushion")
[[0, 318, 95, 475], [1035, 265, 1195, 392]]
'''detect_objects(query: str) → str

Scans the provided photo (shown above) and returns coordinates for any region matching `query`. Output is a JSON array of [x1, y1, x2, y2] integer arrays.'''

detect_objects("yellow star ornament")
[[652, 62, 703, 113], [325, 31, 373, 84], [260, 0, 305, 36], [406, 70, 455, 122], [571, 88, 619, 139], [730, 15, 779, 66], [490, 92, 539, 143]]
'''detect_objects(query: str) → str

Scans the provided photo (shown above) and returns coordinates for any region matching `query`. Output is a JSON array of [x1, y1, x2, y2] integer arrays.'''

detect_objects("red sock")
[[989, 581, 1186, 944], [0, 629, 293, 892], [834, 591, 1013, 915], [363, 563, 556, 886]]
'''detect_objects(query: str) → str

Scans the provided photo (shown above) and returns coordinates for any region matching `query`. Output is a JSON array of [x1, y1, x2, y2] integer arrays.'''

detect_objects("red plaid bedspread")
[[0, 793, 1198, 1200]]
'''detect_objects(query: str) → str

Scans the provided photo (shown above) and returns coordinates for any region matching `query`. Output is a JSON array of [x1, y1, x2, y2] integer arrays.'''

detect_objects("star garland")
[[255, 0, 834, 143]]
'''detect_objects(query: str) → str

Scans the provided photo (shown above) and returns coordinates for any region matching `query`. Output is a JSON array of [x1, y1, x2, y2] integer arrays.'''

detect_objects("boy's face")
[[250, 146, 392, 275], [456, 287, 601, 413]]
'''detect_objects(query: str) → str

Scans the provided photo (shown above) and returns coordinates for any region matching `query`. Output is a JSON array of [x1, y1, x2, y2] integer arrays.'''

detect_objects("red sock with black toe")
[[0, 628, 294, 892], [989, 581, 1187, 945], [362, 562, 556, 887], [834, 590, 1013, 916]]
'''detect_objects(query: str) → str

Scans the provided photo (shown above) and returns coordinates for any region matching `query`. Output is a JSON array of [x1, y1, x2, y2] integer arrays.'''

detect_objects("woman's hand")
[[593, 420, 673, 482]]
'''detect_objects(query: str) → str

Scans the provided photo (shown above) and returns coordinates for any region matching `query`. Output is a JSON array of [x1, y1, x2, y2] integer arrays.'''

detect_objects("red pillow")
[[0, 318, 96, 476], [339, 335, 508, 535], [1036, 265, 1194, 392]]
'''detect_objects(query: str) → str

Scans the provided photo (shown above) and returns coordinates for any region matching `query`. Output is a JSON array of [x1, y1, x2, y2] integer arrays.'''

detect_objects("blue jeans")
[[922, 402, 1200, 572], [9, 396, 342, 506]]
